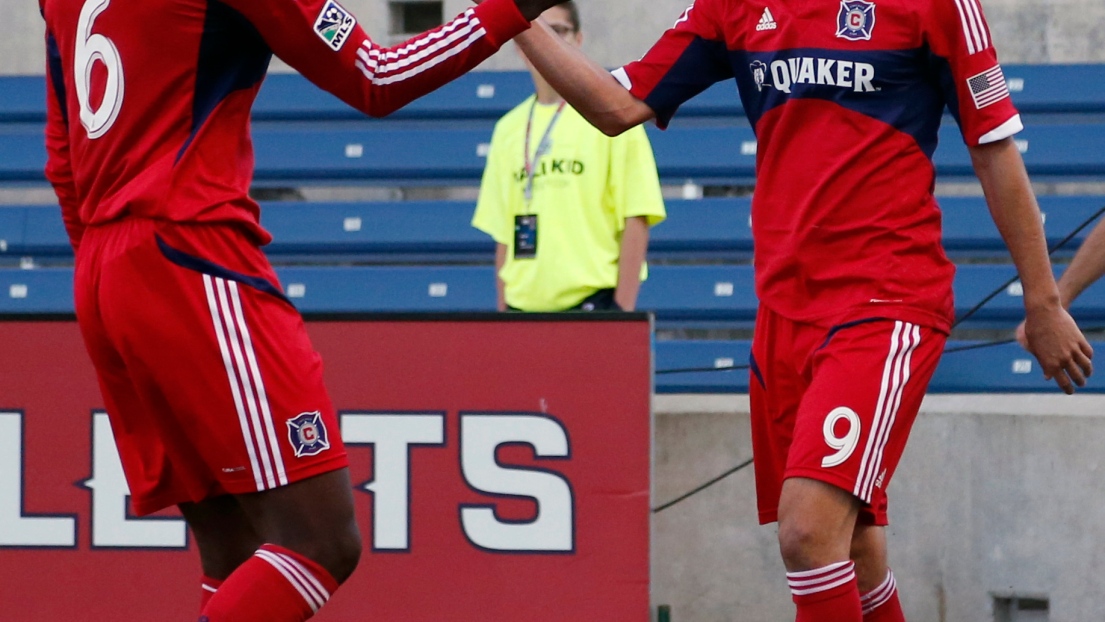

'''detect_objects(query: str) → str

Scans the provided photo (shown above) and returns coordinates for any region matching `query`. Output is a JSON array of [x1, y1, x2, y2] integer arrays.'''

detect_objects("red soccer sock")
[[788, 561, 863, 622], [200, 544, 339, 622], [200, 576, 223, 611], [862, 569, 906, 621]]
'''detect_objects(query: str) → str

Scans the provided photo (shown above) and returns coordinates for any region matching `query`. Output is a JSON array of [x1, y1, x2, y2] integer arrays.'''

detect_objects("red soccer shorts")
[[750, 306, 946, 526], [75, 219, 348, 516]]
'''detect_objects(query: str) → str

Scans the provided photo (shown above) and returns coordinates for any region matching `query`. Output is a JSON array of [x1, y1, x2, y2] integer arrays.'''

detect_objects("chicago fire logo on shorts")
[[836, 0, 876, 41], [314, 0, 357, 51], [287, 411, 331, 458]]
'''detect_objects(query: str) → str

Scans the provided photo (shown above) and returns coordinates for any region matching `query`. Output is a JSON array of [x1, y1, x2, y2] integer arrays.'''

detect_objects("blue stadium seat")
[[653, 339, 1105, 394], [15, 195, 1105, 263], [0, 267, 73, 313], [997, 64, 1105, 114], [5, 65, 1104, 124], [639, 265, 758, 325], [9, 119, 1098, 187], [0, 124, 47, 182], [274, 265, 495, 313], [247, 119, 760, 186], [941, 195, 1105, 254], [0, 198, 755, 262], [8, 250, 1105, 329], [933, 123, 1105, 180], [653, 339, 753, 394], [0, 76, 46, 123], [261, 201, 492, 262], [0, 207, 26, 256]]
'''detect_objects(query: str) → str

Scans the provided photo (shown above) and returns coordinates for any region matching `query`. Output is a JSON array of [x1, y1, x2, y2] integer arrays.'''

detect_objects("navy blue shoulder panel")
[[46, 32, 69, 125], [645, 37, 735, 127], [180, 0, 273, 160], [732, 47, 949, 159], [156, 235, 293, 307]]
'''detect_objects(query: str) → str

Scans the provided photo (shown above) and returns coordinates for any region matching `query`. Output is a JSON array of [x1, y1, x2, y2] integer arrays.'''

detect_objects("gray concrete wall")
[[9, 0, 1105, 76], [651, 394, 1105, 622]]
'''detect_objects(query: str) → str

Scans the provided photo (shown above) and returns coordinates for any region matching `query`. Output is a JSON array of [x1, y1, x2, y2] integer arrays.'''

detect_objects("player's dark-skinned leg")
[[852, 525, 906, 621], [199, 469, 362, 622], [179, 496, 262, 611], [778, 477, 863, 622]]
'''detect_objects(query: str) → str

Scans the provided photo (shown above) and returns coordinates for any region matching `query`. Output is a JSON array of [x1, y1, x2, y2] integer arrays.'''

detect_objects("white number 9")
[[75, 0, 125, 139], [821, 407, 861, 468]]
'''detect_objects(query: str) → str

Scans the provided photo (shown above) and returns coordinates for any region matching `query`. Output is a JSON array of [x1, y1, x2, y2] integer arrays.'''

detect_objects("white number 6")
[[75, 0, 125, 139], [821, 407, 861, 468]]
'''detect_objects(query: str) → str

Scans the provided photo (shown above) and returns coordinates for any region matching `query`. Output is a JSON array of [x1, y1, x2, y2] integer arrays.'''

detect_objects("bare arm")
[[615, 217, 650, 311], [972, 137, 1093, 393], [514, 21, 654, 136], [1055, 218, 1105, 309], [495, 243, 508, 312]]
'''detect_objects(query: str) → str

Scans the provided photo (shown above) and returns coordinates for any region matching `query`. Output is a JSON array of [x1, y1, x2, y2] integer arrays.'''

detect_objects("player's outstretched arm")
[[1016, 213, 1105, 351], [971, 138, 1094, 393], [225, 0, 564, 119], [1053, 217, 1105, 310], [514, 20, 655, 136]]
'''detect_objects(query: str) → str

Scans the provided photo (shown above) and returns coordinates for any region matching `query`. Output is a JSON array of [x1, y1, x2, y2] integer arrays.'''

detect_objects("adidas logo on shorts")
[[756, 7, 778, 31]]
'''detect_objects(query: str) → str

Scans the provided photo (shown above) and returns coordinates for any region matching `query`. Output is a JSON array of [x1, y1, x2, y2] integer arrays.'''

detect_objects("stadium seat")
[[941, 195, 1105, 255], [0, 267, 73, 314], [274, 265, 495, 313], [652, 339, 1105, 394], [7, 65, 1103, 124]]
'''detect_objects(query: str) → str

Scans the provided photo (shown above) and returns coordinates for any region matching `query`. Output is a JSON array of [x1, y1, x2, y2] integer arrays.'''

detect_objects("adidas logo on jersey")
[[756, 8, 778, 31]]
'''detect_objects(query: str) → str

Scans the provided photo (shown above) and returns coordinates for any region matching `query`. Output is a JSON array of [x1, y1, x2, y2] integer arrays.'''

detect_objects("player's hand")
[[1014, 320, 1028, 349], [1023, 304, 1094, 394]]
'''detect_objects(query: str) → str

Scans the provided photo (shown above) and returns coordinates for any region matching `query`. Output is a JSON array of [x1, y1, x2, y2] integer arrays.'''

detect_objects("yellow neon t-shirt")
[[472, 96, 666, 311]]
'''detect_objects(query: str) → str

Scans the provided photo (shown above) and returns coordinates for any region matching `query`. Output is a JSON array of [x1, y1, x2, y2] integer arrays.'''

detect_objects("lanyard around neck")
[[524, 99, 567, 206]]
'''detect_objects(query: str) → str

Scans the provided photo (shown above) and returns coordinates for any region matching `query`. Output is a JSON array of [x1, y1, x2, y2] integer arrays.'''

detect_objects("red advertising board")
[[0, 315, 652, 621]]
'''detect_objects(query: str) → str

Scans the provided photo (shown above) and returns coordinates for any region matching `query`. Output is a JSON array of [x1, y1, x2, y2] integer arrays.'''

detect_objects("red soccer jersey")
[[41, 0, 529, 250], [615, 0, 1022, 332]]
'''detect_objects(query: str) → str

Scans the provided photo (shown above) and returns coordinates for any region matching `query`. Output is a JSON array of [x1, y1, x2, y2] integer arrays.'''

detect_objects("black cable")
[[953, 202, 1105, 328], [655, 363, 749, 375], [652, 458, 755, 514]]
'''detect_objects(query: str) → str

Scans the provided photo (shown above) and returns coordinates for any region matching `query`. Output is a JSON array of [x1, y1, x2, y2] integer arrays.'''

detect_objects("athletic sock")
[[862, 569, 905, 621], [788, 560, 863, 622], [200, 576, 223, 611], [200, 544, 339, 622]]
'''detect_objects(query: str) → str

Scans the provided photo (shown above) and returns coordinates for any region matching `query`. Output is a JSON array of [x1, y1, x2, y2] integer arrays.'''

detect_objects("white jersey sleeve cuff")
[[978, 114, 1024, 145], [611, 67, 633, 91]]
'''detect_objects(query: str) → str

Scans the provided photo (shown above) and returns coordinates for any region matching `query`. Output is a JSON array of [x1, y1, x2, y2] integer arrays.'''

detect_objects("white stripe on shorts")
[[204, 275, 265, 491], [205, 275, 286, 491], [854, 322, 920, 502]]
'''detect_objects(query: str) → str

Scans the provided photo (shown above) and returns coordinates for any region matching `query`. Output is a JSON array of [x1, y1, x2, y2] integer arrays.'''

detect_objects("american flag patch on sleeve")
[[967, 65, 1010, 109]]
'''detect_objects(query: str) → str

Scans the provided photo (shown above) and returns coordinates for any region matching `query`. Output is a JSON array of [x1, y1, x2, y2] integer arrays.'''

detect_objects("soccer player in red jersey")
[[40, 0, 564, 619], [506, 0, 1093, 620]]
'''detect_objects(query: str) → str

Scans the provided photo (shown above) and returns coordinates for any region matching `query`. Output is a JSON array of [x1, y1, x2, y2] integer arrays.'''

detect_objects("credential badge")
[[287, 411, 331, 458], [836, 0, 876, 42]]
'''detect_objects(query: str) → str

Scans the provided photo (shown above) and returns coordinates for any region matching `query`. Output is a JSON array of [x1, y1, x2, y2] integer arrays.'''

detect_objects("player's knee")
[[777, 516, 843, 571], [321, 523, 362, 584]]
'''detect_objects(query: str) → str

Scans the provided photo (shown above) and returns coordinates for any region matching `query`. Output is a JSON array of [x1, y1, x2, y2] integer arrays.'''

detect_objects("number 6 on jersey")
[[821, 407, 861, 468], [75, 0, 125, 139]]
